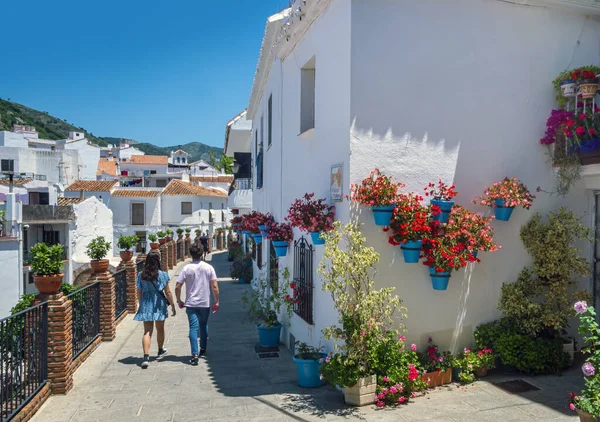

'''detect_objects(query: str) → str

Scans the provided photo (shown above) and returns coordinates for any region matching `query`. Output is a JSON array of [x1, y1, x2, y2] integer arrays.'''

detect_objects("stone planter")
[[421, 368, 452, 388], [33, 274, 63, 294], [150, 242, 160, 250], [119, 251, 133, 262], [90, 259, 109, 273], [576, 408, 600, 422], [343, 375, 377, 406], [579, 80, 599, 99]]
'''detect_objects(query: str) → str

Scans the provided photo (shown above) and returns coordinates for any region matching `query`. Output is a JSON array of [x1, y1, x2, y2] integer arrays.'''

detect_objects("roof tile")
[[190, 175, 234, 183], [65, 180, 117, 192], [0, 178, 32, 186], [111, 189, 162, 198], [57, 197, 85, 206], [127, 155, 169, 165], [162, 180, 227, 197], [97, 158, 118, 177]]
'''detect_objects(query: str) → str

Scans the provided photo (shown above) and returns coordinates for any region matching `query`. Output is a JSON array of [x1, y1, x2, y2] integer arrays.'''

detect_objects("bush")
[[11, 283, 79, 314], [156, 231, 166, 239], [241, 267, 293, 327], [117, 235, 138, 251], [176, 228, 184, 235], [166, 228, 173, 235], [230, 254, 252, 281], [30, 243, 64, 275], [148, 233, 158, 242], [86, 236, 111, 261]]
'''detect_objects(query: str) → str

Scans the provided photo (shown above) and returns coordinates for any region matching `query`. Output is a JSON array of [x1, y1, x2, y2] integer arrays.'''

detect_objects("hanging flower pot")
[[252, 233, 263, 244], [371, 204, 395, 226], [272, 240, 289, 257], [579, 79, 599, 99], [400, 240, 422, 263], [560, 80, 577, 97], [310, 232, 325, 245], [242, 230, 251, 236], [494, 199, 514, 221], [258, 224, 269, 236], [429, 269, 451, 291], [430, 199, 455, 224]]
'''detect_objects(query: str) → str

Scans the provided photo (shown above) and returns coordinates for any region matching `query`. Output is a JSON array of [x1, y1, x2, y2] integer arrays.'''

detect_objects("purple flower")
[[574, 301, 588, 314], [582, 362, 595, 377]]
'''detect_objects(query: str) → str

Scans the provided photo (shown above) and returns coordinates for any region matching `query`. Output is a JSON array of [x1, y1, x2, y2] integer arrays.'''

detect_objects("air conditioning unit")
[[1, 159, 14, 174]]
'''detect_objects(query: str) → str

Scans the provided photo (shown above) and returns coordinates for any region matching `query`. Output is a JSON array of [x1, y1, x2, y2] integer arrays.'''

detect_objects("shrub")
[[156, 231, 166, 239], [241, 267, 293, 327], [30, 243, 64, 275], [117, 235, 138, 251], [86, 236, 111, 261], [230, 253, 252, 281], [176, 228, 184, 235], [295, 342, 324, 360], [166, 228, 173, 235], [147, 233, 158, 242], [185, 228, 191, 233], [453, 347, 496, 384]]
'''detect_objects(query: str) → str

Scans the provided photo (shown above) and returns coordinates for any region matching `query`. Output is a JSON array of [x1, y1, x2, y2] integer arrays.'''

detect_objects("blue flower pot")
[[256, 324, 282, 347], [258, 224, 269, 236], [237, 278, 247, 284], [494, 199, 514, 221], [431, 199, 455, 224], [400, 240, 422, 263], [472, 250, 479, 259], [293, 353, 327, 388], [272, 240, 289, 257], [242, 230, 251, 236], [310, 232, 325, 245], [430, 271, 451, 291], [371, 204, 395, 226], [252, 233, 263, 244]]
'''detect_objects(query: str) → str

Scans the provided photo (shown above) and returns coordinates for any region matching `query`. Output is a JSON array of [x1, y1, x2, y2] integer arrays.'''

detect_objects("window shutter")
[[131, 203, 145, 225]]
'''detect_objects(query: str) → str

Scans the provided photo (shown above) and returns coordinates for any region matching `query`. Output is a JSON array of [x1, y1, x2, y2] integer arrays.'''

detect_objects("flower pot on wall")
[[429, 269, 451, 291], [252, 233, 263, 244], [400, 240, 422, 263], [120, 251, 133, 262], [310, 232, 325, 245], [431, 199, 455, 224], [258, 225, 268, 236], [256, 324, 282, 347], [560, 80, 577, 97], [90, 259, 109, 273], [150, 242, 160, 250], [494, 199, 514, 221], [159, 239, 166, 245], [33, 274, 63, 295], [272, 240, 289, 257], [579, 80, 599, 99], [242, 230, 251, 236], [371, 205, 395, 226], [293, 353, 327, 388], [343, 375, 377, 406]]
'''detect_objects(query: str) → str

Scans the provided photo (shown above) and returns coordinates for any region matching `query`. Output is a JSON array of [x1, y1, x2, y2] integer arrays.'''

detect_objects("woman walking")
[[134, 250, 176, 369]]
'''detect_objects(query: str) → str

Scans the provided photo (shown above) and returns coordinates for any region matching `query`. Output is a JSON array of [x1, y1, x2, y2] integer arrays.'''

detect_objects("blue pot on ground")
[[293, 353, 327, 388], [310, 232, 325, 245], [431, 199, 455, 224], [258, 224, 268, 236], [252, 233, 263, 244], [494, 199, 514, 221], [371, 204, 395, 226], [256, 324, 282, 347], [430, 271, 451, 290], [272, 240, 289, 257], [400, 240, 422, 263], [237, 278, 247, 284]]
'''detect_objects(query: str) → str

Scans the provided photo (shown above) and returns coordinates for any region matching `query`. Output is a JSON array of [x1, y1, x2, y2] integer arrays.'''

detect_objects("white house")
[[63, 180, 117, 207], [119, 155, 171, 187], [161, 179, 229, 227], [246, 0, 600, 354], [224, 110, 253, 216]]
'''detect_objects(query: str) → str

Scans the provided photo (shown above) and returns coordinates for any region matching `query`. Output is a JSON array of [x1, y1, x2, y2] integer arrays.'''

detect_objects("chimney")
[[80, 189, 85, 199]]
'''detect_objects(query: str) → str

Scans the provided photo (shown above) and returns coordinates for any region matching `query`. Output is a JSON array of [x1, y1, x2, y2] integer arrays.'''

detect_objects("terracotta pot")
[[421, 368, 452, 388], [576, 408, 600, 422], [343, 375, 376, 406], [150, 242, 160, 250], [159, 238, 166, 245], [33, 274, 64, 294], [166, 236, 172, 242], [474, 366, 488, 378], [120, 251, 133, 262], [178, 235, 183, 240], [90, 259, 110, 273]]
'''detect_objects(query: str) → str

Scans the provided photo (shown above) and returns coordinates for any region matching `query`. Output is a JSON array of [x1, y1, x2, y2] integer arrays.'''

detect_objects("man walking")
[[199, 232, 209, 260], [175, 244, 219, 365]]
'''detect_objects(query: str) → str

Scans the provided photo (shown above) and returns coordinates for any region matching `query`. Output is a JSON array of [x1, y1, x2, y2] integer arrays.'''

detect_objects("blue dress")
[[134, 270, 170, 321]]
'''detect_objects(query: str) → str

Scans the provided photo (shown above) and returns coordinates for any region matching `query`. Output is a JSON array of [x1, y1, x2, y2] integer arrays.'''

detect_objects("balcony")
[[22, 205, 75, 223], [0, 220, 18, 238]]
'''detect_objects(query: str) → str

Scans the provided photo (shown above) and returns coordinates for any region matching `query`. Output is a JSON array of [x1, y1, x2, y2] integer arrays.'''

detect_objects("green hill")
[[135, 142, 222, 163]]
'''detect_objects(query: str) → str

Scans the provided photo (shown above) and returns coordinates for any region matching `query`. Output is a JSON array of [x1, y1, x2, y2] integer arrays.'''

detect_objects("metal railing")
[[293, 237, 314, 325], [113, 269, 127, 319], [0, 221, 17, 238], [67, 283, 100, 360], [234, 178, 252, 190], [0, 302, 48, 422]]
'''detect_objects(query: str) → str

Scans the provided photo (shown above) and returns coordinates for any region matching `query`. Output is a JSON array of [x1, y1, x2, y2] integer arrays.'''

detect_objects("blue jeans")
[[186, 307, 210, 355]]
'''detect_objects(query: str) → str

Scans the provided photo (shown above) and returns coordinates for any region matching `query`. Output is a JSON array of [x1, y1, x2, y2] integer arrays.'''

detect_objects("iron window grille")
[[293, 236, 314, 325]]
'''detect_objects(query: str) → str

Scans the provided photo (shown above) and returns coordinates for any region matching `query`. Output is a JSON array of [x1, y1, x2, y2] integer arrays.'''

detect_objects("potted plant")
[[572, 68, 599, 99], [417, 338, 453, 387], [450, 206, 500, 260], [293, 342, 327, 388], [569, 302, 600, 421], [472, 177, 535, 221], [266, 222, 294, 257], [117, 234, 138, 262], [185, 228, 191, 238], [148, 233, 159, 250], [165, 228, 173, 242], [176, 228, 184, 239], [424, 180, 458, 224], [157, 231, 167, 245], [350, 168, 404, 227], [231, 215, 242, 230], [386, 193, 432, 263], [230, 253, 253, 283], [286, 193, 335, 245], [257, 213, 275, 236], [86, 236, 112, 273], [453, 347, 495, 384], [243, 211, 267, 244], [241, 268, 293, 347], [30, 243, 65, 294]]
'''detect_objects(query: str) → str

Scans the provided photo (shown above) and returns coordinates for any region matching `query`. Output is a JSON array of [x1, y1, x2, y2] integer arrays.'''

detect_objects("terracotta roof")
[[127, 155, 169, 165], [65, 180, 117, 192], [162, 180, 227, 197], [96, 158, 118, 177], [172, 149, 189, 155], [190, 175, 234, 183], [57, 197, 85, 206], [111, 189, 162, 197], [0, 178, 32, 186]]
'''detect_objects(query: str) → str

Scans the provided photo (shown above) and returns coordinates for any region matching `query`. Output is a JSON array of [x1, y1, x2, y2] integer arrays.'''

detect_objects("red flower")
[[576, 126, 586, 136]]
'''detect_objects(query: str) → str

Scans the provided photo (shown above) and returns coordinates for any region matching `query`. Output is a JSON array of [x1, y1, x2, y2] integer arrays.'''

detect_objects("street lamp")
[[230, 160, 240, 175]]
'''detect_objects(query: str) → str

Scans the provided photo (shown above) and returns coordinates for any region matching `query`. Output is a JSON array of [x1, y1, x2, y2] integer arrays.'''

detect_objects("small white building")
[[119, 155, 171, 187], [224, 110, 253, 215], [63, 180, 117, 207]]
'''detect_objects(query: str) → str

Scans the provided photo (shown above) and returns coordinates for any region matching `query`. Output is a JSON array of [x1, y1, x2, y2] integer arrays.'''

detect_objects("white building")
[[224, 110, 253, 215], [63, 180, 117, 207], [119, 155, 171, 187], [246, 0, 599, 354]]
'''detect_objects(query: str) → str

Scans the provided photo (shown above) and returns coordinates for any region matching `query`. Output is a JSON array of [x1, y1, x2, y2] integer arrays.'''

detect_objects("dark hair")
[[190, 243, 204, 261], [142, 250, 161, 281]]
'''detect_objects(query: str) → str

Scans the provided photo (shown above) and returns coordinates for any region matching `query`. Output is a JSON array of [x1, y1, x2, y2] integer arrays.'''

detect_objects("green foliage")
[[0, 209, 5, 222], [319, 353, 364, 388], [156, 231, 166, 239], [185, 228, 191, 233], [147, 233, 158, 242], [241, 267, 293, 327], [176, 228, 184, 235], [573, 306, 600, 417], [453, 348, 496, 385], [117, 235, 138, 251], [135, 142, 223, 164], [498, 208, 592, 337], [230, 253, 253, 281], [295, 342, 324, 360], [166, 228, 173, 235], [10, 282, 79, 314], [30, 243, 64, 276], [86, 236, 111, 261]]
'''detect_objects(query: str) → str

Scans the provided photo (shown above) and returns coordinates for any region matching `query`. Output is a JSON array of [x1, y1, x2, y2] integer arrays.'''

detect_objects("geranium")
[[450, 205, 500, 256], [231, 216, 243, 227], [575, 301, 588, 314], [417, 338, 452, 373], [454, 347, 496, 384], [386, 193, 434, 245], [286, 193, 335, 233], [472, 177, 535, 209], [350, 168, 404, 207], [266, 222, 294, 243], [424, 180, 458, 201], [242, 211, 274, 234], [572, 68, 597, 81]]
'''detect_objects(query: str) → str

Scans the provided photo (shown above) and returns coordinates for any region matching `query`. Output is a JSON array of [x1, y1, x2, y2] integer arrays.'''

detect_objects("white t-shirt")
[[176, 261, 217, 308]]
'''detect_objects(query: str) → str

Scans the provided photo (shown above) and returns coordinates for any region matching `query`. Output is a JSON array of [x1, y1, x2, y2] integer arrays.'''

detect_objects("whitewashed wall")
[[70, 197, 114, 262], [0, 147, 80, 184], [0, 239, 22, 318], [64, 140, 101, 180], [110, 195, 162, 255], [64, 190, 112, 207]]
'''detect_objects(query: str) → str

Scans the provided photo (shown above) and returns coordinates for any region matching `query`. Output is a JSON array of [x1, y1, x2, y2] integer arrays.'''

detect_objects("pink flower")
[[376, 401, 385, 408], [325, 356, 330, 363], [576, 126, 586, 136], [411, 344, 417, 351], [398, 396, 406, 403], [412, 393, 417, 398], [382, 376, 389, 383], [377, 393, 385, 399], [464, 348, 471, 353], [389, 386, 397, 393], [360, 330, 367, 337], [569, 403, 576, 411], [574, 301, 588, 314], [399, 335, 406, 341]]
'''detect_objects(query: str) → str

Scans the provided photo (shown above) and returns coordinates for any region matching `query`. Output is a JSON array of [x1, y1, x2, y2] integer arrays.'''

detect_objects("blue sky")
[[0, 0, 287, 147]]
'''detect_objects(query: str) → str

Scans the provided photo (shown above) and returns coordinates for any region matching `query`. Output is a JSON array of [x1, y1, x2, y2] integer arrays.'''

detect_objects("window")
[[131, 203, 145, 225], [29, 192, 49, 205], [221, 202, 224, 209], [39, 192, 49, 205], [155, 179, 167, 188], [293, 236, 314, 324], [300, 57, 316, 133], [181, 202, 192, 215], [43, 231, 60, 245], [268, 94, 273, 146], [256, 118, 264, 189], [182, 157, 186, 164], [150, 170, 157, 175], [177, 157, 181, 163]]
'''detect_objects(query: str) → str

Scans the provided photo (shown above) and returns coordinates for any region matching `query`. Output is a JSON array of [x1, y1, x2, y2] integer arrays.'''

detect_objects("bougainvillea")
[[386, 193, 434, 245], [540, 109, 574, 146], [266, 222, 294, 243], [350, 168, 404, 207], [472, 177, 535, 209], [424, 180, 458, 201], [286, 193, 335, 233]]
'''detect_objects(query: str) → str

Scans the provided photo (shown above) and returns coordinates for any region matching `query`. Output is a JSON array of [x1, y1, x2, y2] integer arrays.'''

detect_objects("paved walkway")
[[32, 252, 583, 421]]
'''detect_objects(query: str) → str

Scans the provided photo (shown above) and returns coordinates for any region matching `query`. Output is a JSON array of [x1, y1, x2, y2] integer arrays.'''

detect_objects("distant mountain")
[[0, 99, 223, 163]]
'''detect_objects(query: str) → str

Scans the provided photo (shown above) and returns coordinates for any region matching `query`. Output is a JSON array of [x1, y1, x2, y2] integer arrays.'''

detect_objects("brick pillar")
[[173, 240, 178, 265], [177, 239, 183, 262], [125, 260, 137, 313], [185, 237, 191, 258], [97, 271, 116, 341], [136, 253, 147, 262], [42, 293, 74, 394], [160, 244, 168, 271]]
